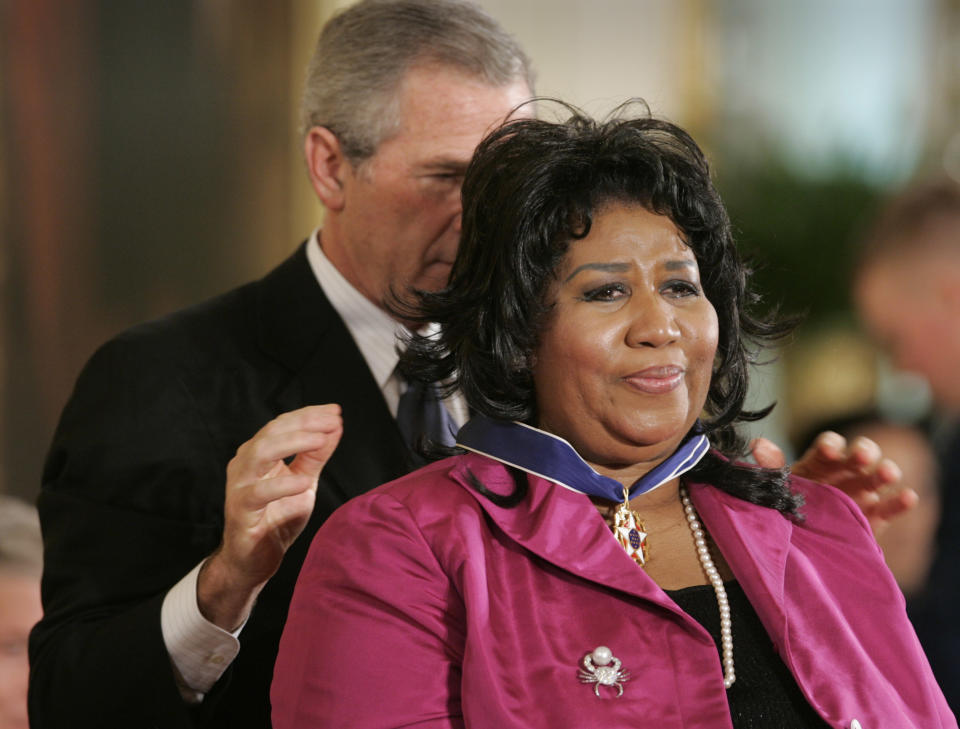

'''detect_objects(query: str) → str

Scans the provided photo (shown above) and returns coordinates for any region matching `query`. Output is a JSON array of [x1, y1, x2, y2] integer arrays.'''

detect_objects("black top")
[[667, 581, 831, 729]]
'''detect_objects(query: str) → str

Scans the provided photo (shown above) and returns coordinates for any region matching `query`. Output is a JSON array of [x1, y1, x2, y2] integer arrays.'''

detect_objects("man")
[[30, 2, 530, 726], [29, 1, 904, 727], [854, 176, 960, 712]]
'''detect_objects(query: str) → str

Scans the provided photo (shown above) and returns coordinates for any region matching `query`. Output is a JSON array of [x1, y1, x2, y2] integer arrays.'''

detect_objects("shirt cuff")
[[161, 560, 243, 703]]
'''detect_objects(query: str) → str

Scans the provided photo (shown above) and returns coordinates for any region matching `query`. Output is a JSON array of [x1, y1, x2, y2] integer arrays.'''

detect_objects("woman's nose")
[[625, 296, 680, 347]]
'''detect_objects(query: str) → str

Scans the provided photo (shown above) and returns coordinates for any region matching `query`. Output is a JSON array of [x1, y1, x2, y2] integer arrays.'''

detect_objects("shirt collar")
[[305, 230, 407, 390]]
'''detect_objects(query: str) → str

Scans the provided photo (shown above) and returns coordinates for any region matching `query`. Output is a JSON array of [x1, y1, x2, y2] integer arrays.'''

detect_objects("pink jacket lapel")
[[449, 453, 708, 620]]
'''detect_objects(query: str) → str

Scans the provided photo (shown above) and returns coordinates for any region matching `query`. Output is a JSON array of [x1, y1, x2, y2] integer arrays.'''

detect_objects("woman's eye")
[[579, 283, 629, 302], [663, 280, 701, 298]]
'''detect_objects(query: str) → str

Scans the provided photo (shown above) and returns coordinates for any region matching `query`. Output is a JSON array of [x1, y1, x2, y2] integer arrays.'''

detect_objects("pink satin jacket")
[[272, 453, 956, 729]]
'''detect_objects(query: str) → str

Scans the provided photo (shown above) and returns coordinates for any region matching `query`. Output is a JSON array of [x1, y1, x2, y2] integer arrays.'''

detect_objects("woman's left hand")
[[751, 432, 915, 537]]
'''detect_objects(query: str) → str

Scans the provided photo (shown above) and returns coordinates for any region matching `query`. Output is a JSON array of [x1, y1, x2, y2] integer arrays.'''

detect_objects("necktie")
[[396, 377, 458, 454]]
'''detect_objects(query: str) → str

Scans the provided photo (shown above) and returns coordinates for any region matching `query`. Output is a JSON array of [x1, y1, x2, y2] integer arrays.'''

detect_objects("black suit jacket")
[[30, 244, 417, 728], [910, 420, 960, 713]]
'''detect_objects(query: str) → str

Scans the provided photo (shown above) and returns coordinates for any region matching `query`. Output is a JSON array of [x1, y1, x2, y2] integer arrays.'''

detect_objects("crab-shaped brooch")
[[578, 645, 630, 697]]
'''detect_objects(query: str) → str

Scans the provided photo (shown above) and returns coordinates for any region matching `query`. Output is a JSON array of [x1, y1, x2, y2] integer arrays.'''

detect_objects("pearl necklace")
[[680, 484, 735, 689]]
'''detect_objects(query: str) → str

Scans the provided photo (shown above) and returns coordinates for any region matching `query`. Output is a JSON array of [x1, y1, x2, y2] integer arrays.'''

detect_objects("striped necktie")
[[396, 376, 458, 454]]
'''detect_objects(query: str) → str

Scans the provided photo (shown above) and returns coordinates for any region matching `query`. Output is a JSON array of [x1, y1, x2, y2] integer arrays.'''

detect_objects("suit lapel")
[[687, 481, 792, 644], [449, 454, 693, 615], [297, 333, 413, 499], [253, 243, 413, 501], [449, 455, 795, 629]]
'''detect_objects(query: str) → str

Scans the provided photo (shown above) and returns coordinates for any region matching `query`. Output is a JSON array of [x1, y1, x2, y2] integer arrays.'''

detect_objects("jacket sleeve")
[[29, 334, 229, 728], [271, 490, 466, 729]]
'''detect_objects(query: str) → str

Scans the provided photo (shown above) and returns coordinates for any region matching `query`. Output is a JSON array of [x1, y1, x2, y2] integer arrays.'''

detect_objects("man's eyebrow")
[[419, 158, 470, 174], [563, 262, 630, 283]]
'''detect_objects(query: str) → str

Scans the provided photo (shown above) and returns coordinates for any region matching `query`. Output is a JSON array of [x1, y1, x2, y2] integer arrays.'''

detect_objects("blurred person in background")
[[0, 495, 43, 729], [855, 176, 960, 712], [28, 0, 911, 726]]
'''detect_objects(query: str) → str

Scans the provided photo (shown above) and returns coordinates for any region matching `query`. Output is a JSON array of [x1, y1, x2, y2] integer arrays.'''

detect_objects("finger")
[[239, 406, 342, 461], [790, 431, 850, 482], [858, 457, 904, 496], [259, 404, 342, 435], [264, 488, 318, 543], [845, 436, 883, 473], [750, 437, 787, 469], [827, 457, 904, 502], [873, 457, 903, 489], [236, 426, 343, 479], [870, 487, 919, 524], [808, 431, 849, 465], [234, 473, 318, 515], [289, 424, 344, 480], [854, 489, 881, 508], [253, 407, 343, 448]]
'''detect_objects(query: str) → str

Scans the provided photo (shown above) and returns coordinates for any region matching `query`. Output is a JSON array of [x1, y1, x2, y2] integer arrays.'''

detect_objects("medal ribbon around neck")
[[456, 416, 710, 566], [455, 415, 710, 503]]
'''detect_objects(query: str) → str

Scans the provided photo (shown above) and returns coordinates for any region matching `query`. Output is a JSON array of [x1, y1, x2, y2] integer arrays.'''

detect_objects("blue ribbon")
[[456, 415, 710, 503]]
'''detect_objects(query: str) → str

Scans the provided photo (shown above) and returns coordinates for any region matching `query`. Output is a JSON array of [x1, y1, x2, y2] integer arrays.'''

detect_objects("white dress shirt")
[[161, 231, 466, 700]]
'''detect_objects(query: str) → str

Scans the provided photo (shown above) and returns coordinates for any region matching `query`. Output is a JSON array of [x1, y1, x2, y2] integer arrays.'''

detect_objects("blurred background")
[[2, 0, 959, 502]]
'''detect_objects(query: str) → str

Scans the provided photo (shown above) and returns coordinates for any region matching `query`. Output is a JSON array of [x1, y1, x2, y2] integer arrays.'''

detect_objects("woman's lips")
[[623, 366, 684, 394]]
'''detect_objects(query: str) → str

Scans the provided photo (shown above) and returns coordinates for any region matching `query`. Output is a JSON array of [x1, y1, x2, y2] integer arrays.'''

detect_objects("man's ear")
[[305, 127, 349, 211]]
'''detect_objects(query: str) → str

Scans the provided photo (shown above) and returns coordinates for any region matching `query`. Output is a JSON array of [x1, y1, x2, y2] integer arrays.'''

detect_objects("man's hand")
[[198, 404, 343, 631], [751, 431, 916, 536]]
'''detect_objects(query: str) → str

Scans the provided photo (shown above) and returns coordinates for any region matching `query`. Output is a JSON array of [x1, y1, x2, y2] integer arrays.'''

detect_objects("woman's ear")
[[304, 127, 348, 211]]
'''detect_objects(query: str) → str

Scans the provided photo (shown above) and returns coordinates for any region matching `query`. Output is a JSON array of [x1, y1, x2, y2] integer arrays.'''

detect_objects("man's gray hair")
[[300, 0, 534, 162], [0, 495, 43, 576]]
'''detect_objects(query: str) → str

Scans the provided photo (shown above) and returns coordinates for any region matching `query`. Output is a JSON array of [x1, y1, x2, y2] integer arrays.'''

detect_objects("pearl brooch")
[[680, 484, 735, 690], [579, 645, 630, 697], [590, 646, 612, 665]]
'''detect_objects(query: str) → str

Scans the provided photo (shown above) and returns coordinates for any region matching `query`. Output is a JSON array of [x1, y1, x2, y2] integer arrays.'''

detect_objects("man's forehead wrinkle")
[[398, 69, 529, 123]]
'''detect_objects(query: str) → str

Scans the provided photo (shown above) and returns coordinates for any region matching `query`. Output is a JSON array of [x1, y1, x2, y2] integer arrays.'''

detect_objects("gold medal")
[[611, 486, 648, 566]]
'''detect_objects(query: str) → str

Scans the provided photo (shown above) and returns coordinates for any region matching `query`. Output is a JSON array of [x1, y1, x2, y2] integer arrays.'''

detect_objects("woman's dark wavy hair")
[[398, 101, 802, 515]]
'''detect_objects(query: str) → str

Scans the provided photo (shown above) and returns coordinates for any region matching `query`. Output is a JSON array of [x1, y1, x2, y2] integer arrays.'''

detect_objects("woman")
[[271, 108, 954, 728]]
